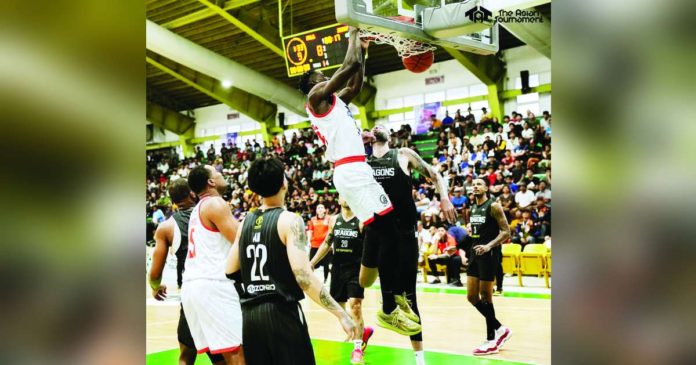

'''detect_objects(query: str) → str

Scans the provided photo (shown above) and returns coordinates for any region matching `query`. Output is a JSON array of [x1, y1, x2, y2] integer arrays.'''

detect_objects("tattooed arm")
[[280, 212, 358, 340], [399, 147, 457, 223], [473, 202, 511, 255]]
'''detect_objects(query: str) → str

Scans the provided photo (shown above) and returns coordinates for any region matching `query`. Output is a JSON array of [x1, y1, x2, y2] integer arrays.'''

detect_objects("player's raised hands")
[[440, 198, 457, 224]]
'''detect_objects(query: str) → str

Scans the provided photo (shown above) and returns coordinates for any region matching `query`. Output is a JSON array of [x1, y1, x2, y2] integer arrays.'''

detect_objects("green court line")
[[147, 339, 532, 365], [367, 285, 551, 299]]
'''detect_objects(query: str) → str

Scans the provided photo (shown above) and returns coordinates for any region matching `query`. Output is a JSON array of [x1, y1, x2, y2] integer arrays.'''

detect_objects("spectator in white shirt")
[[469, 128, 484, 147], [521, 122, 535, 140], [515, 184, 536, 210], [157, 161, 169, 174], [447, 132, 462, 156], [535, 181, 552, 202]]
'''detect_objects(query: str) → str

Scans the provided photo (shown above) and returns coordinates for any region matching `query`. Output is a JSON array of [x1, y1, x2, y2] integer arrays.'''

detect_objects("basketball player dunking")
[[310, 196, 373, 364], [461, 178, 512, 355], [367, 125, 457, 365], [225, 158, 358, 365], [148, 179, 225, 365], [181, 165, 245, 365], [298, 26, 421, 336]]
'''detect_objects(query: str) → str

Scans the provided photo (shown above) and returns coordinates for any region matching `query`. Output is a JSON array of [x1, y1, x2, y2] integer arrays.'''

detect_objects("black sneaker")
[[429, 278, 441, 284], [448, 281, 464, 287]]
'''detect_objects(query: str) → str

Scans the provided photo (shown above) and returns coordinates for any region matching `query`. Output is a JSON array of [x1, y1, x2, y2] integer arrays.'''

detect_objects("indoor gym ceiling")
[[146, 0, 550, 112]]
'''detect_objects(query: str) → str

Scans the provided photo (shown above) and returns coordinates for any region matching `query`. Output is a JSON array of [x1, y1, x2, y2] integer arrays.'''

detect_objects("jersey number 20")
[[246, 244, 269, 281]]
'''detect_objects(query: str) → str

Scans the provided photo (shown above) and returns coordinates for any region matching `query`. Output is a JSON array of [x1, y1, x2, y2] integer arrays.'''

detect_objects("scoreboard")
[[283, 24, 350, 77]]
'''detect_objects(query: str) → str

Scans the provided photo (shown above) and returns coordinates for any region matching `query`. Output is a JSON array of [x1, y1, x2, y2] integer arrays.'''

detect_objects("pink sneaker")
[[350, 349, 365, 364], [473, 340, 499, 356], [361, 326, 374, 352]]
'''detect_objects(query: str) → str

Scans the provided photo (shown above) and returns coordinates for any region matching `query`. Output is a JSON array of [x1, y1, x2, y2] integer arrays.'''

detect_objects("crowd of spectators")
[[146, 125, 415, 240], [147, 107, 552, 283]]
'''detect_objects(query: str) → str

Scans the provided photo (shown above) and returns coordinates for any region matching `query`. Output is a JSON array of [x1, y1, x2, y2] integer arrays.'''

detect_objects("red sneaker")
[[494, 326, 511, 349], [473, 340, 499, 356], [361, 326, 374, 352]]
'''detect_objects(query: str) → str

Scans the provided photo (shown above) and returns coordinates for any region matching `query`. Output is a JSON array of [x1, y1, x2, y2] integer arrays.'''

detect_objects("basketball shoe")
[[361, 326, 374, 352], [473, 340, 499, 356], [376, 307, 421, 336], [395, 293, 420, 322]]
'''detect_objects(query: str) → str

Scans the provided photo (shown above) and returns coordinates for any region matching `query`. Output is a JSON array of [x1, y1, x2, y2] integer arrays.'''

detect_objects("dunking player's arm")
[[309, 215, 335, 269], [399, 148, 457, 223], [336, 38, 369, 104], [472, 203, 511, 255], [308, 27, 364, 113], [282, 213, 359, 340], [149, 218, 175, 300]]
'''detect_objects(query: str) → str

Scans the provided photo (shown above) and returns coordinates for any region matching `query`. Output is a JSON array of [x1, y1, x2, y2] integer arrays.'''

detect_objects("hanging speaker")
[[520, 70, 531, 94], [278, 112, 286, 129]]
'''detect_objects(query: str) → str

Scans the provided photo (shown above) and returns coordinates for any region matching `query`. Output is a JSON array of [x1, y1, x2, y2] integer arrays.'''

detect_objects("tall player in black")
[[310, 196, 372, 364], [461, 178, 512, 356], [225, 158, 358, 365], [366, 125, 457, 365], [148, 179, 224, 365]]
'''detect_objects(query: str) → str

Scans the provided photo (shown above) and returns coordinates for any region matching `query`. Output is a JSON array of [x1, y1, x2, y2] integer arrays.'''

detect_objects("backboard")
[[335, 0, 499, 55]]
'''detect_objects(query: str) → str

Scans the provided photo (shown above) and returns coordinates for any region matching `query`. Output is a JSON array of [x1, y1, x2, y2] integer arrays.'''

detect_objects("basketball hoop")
[[358, 29, 436, 58]]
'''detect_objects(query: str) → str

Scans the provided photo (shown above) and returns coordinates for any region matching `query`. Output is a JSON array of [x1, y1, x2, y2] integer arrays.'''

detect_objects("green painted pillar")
[[488, 83, 504, 123], [357, 105, 375, 130], [179, 127, 196, 157]]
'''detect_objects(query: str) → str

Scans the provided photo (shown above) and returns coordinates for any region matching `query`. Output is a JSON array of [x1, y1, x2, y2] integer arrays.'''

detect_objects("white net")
[[359, 29, 436, 58]]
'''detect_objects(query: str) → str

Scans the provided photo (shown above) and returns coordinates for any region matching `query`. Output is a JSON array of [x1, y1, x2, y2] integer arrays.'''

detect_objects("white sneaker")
[[473, 340, 499, 356], [494, 326, 511, 349]]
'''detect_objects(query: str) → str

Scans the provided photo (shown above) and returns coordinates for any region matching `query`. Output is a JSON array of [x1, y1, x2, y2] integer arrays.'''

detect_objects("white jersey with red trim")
[[184, 197, 232, 282], [307, 94, 365, 162]]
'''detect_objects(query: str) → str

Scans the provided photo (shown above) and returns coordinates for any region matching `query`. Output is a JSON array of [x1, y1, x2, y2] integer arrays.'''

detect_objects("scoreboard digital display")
[[283, 24, 350, 77]]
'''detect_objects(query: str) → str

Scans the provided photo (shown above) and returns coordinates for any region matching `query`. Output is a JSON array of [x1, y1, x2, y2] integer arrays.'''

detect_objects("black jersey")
[[238, 208, 304, 305], [368, 149, 418, 229], [469, 197, 499, 247], [331, 214, 363, 266], [172, 208, 193, 261]]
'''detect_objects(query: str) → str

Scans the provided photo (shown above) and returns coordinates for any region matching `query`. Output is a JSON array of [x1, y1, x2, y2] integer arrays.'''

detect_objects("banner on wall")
[[414, 102, 441, 134], [225, 132, 238, 147]]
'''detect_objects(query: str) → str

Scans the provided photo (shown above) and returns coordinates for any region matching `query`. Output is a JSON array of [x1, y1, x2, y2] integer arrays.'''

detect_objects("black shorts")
[[466, 250, 498, 281], [330, 263, 363, 303], [361, 217, 409, 268], [177, 306, 224, 362], [242, 300, 315, 365]]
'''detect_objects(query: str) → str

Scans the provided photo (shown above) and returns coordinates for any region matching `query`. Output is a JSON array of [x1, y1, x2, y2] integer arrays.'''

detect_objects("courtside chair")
[[501, 243, 523, 286], [520, 244, 548, 288], [421, 255, 449, 284], [545, 250, 552, 288]]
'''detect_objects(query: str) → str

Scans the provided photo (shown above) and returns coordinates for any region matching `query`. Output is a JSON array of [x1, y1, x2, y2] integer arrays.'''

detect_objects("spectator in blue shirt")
[[151, 205, 166, 225], [442, 110, 454, 127], [450, 186, 467, 214], [447, 224, 468, 248]]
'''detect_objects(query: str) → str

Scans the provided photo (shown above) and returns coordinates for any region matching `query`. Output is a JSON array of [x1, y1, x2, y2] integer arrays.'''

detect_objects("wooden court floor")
[[147, 284, 550, 364]]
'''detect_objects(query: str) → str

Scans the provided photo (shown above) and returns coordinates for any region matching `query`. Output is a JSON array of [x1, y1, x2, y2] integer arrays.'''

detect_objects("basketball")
[[402, 51, 434, 73]]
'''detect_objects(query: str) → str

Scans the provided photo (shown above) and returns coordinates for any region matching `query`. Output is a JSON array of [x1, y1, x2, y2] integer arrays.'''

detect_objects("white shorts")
[[181, 279, 243, 354], [333, 161, 393, 224]]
